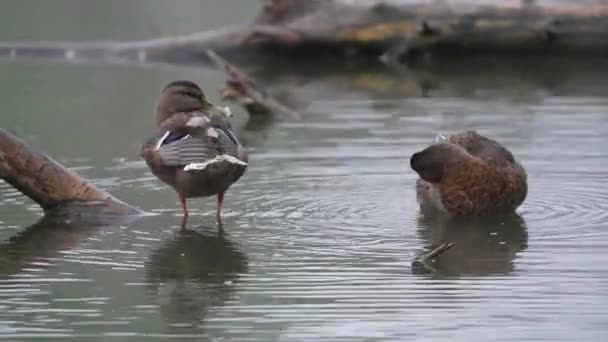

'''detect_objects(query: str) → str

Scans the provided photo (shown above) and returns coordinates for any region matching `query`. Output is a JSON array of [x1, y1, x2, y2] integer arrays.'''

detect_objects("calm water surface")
[[1, 1, 608, 341]]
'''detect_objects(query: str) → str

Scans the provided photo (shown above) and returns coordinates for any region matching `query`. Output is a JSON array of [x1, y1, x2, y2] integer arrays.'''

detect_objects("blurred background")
[[0, 0, 259, 41]]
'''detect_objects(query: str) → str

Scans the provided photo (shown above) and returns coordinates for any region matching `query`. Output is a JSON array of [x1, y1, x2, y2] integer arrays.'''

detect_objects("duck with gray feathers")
[[410, 131, 527, 217], [141, 81, 248, 226]]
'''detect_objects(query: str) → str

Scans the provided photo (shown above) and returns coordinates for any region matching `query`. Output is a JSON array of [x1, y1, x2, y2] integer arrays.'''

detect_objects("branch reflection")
[[414, 213, 528, 276]]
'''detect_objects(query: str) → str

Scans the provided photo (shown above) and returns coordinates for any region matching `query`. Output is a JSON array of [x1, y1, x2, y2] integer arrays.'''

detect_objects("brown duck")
[[141, 81, 248, 226], [410, 131, 527, 216]]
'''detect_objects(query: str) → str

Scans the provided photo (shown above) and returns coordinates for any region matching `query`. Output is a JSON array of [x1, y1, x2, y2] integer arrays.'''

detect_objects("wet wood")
[[206, 50, 300, 119], [247, 0, 608, 58], [0, 128, 140, 216], [2, 1, 608, 65], [412, 242, 455, 274], [0, 129, 142, 275]]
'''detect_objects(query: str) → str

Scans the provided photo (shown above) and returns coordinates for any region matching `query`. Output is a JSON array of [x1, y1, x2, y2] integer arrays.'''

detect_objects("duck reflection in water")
[[145, 227, 248, 332], [414, 214, 528, 276]]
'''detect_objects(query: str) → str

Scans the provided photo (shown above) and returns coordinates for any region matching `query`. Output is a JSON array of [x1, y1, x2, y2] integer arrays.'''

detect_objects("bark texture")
[[1, 1, 608, 65], [0, 128, 139, 215], [207, 50, 300, 119]]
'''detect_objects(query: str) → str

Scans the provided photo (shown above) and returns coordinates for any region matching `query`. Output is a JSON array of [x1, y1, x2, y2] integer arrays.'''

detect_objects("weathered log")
[[0, 129, 142, 276], [0, 128, 140, 216], [206, 50, 300, 120], [249, 0, 608, 59], [1, 1, 608, 66]]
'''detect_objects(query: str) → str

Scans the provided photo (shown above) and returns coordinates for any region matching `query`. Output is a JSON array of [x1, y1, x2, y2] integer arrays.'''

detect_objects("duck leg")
[[178, 193, 188, 229], [216, 192, 225, 225]]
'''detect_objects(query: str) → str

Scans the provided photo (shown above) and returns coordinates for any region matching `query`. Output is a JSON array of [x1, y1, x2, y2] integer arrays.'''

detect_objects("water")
[[1, 2, 608, 341]]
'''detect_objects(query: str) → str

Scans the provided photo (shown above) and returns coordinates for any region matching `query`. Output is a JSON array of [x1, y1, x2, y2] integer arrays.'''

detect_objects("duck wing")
[[440, 130, 516, 167], [141, 113, 246, 173], [155, 131, 216, 167]]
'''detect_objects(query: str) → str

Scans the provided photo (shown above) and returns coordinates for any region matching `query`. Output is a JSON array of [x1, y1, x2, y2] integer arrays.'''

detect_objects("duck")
[[410, 130, 527, 217], [141, 80, 248, 226]]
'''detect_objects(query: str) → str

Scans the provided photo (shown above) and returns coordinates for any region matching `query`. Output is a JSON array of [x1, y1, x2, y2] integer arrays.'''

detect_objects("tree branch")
[[0, 129, 139, 216]]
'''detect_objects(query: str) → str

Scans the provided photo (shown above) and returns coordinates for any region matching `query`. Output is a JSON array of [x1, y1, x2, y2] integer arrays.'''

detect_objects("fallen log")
[[206, 50, 300, 120], [0, 129, 141, 216], [0, 129, 142, 276], [242, 0, 608, 60], [1, 1, 608, 66]]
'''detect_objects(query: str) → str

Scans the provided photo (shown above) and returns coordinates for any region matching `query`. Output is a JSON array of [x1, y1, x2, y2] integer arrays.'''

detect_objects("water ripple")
[[3, 69, 608, 341]]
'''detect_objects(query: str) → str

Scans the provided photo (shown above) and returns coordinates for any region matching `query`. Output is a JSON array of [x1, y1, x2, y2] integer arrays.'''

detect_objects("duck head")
[[155, 80, 232, 126], [410, 142, 472, 183]]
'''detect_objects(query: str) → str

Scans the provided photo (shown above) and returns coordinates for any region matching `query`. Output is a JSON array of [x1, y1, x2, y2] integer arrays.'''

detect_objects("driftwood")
[[206, 50, 300, 120], [0, 129, 141, 276], [1, 1, 608, 66], [0, 129, 141, 216], [244, 0, 608, 60]]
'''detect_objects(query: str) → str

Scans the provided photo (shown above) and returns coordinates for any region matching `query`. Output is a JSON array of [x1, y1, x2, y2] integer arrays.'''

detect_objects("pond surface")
[[1, 1, 608, 341]]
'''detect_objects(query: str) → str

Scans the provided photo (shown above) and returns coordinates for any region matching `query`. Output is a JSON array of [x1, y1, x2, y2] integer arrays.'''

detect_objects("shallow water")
[[1, 2, 608, 341]]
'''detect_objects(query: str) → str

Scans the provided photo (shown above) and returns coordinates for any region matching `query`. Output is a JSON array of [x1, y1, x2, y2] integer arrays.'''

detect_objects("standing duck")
[[410, 131, 527, 216], [141, 81, 248, 226]]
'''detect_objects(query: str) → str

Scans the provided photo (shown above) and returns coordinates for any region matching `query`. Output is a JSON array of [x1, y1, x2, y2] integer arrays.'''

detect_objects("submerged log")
[[206, 50, 300, 120], [0, 129, 140, 216], [0, 129, 142, 276], [1, 1, 608, 65]]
